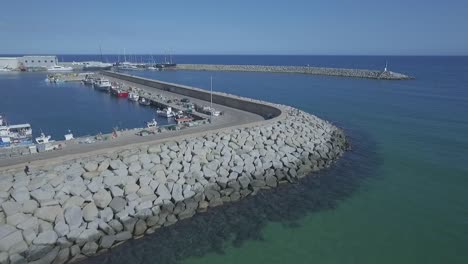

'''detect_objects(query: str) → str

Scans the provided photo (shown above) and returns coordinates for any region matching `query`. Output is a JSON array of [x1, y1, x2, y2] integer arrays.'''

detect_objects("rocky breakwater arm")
[[176, 64, 413, 80], [0, 99, 348, 263]]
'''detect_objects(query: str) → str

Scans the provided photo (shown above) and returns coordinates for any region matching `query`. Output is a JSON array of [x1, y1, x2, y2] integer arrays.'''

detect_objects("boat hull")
[[94, 85, 110, 92]]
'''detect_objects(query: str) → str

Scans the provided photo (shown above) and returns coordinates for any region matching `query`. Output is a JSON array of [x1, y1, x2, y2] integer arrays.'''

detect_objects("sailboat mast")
[[99, 45, 104, 62]]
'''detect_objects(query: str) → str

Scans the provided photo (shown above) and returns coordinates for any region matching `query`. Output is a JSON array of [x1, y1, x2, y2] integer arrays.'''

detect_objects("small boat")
[[0, 115, 33, 147], [64, 130, 74, 141], [146, 119, 158, 128], [94, 78, 111, 92], [175, 117, 193, 125], [83, 62, 113, 71], [157, 107, 174, 118], [111, 88, 129, 98], [35, 132, 52, 144], [47, 65, 73, 72], [147, 66, 157, 70], [138, 97, 151, 106], [82, 75, 95, 85], [128, 92, 139, 102], [117, 62, 139, 71]]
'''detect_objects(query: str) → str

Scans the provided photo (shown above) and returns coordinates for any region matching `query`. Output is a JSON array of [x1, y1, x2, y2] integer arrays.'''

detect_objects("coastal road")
[[0, 75, 264, 170]]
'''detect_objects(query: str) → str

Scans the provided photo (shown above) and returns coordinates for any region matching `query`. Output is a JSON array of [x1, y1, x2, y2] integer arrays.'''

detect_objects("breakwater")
[[175, 64, 413, 80], [0, 74, 348, 264]]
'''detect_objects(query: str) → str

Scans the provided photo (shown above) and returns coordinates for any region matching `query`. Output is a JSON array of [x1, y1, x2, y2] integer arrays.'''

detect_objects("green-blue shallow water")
[[11, 55, 464, 264], [117, 57, 468, 264]]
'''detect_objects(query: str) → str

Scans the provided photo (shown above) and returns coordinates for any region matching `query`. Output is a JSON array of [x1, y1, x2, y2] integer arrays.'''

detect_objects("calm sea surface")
[[0, 73, 172, 140], [2, 56, 468, 263]]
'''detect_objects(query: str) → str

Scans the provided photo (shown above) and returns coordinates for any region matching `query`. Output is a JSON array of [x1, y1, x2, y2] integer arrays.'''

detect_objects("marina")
[[0, 71, 245, 165], [0, 68, 348, 264], [1, 0, 467, 262]]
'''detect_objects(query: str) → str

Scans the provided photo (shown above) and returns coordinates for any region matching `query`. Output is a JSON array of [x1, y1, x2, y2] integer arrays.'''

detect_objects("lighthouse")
[[384, 61, 388, 72]]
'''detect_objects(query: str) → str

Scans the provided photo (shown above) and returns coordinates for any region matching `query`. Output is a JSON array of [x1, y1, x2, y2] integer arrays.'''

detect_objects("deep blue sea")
[[2, 55, 468, 263]]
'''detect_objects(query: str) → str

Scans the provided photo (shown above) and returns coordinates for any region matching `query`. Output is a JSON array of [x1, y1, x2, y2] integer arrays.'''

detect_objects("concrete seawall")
[[175, 64, 413, 80], [0, 73, 348, 264], [102, 71, 283, 119]]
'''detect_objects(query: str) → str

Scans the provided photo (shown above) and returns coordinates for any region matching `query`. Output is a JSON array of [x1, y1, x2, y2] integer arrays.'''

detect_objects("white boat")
[[118, 62, 139, 71], [138, 97, 151, 106], [35, 133, 52, 144], [82, 61, 113, 71], [157, 107, 174, 118], [47, 65, 73, 72], [0, 115, 33, 147], [147, 66, 157, 70], [64, 130, 74, 141], [146, 119, 158, 128], [0, 67, 12, 72], [82, 75, 95, 85], [128, 92, 139, 102], [94, 78, 111, 91]]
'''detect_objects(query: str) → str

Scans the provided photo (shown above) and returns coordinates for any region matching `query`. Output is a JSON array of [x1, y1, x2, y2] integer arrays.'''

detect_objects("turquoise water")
[[101, 57, 468, 264]]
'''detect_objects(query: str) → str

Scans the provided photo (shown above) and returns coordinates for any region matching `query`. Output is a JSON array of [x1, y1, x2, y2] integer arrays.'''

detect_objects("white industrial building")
[[0, 55, 58, 70], [0, 57, 18, 69]]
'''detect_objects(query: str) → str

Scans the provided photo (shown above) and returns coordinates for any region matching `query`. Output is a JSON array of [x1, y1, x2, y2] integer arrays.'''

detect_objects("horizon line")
[[1, 53, 467, 57]]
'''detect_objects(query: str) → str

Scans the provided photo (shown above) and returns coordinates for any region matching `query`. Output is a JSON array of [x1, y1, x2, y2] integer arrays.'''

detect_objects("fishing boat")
[[175, 117, 193, 125], [138, 97, 151, 106], [47, 65, 73, 72], [0, 115, 33, 147], [146, 119, 158, 128], [93, 78, 111, 92], [35, 133, 52, 144], [82, 75, 95, 85], [111, 88, 129, 98], [157, 107, 174, 118], [128, 92, 139, 102]]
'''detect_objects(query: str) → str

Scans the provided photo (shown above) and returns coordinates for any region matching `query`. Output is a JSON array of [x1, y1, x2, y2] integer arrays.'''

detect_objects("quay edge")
[[0, 73, 349, 264]]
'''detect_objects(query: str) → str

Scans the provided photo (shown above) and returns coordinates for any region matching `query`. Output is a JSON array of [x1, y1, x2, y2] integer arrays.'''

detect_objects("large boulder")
[[93, 190, 112, 208], [64, 206, 83, 229]]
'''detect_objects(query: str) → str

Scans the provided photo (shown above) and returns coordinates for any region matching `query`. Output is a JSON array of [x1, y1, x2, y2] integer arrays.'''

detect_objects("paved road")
[[0, 75, 264, 170]]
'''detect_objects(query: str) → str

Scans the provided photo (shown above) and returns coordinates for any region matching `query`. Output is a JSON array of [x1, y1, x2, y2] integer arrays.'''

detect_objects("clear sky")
[[1, 0, 467, 55]]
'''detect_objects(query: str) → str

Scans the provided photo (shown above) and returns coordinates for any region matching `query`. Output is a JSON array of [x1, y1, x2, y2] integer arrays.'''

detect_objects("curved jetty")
[[176, 64, 413, 80], [0, 74, 348, 263]]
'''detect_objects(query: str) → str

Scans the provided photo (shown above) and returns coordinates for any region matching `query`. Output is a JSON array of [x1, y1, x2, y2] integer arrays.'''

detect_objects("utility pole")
[[210, 76, 213, 123]]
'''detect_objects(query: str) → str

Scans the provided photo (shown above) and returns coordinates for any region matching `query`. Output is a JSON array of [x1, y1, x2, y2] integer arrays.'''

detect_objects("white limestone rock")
[[156, 184, 171, 200], [33, 230, 58, 245], [99, 207, 113, 223], [22, 200, 38, 214], [93, 190, 112, 209], [34, 206, 63, 223], [64, 206, 83, 229], [2, 201, 22, 216], [83, 202, 99, 222]]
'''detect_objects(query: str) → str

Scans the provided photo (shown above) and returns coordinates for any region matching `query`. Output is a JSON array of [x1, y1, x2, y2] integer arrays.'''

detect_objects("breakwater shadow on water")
[[81, 128, 382, 264]]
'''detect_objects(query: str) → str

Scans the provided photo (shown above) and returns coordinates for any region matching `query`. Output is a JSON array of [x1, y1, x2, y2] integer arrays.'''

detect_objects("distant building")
[[0, 57, 18, 69], [0, 55, 58, 70], [18, 56, 58, 69]]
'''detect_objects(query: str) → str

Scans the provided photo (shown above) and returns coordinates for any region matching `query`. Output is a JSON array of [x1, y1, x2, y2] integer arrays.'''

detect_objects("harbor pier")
[[0, 72, 348, 264], [175, 64, 414, 80]]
